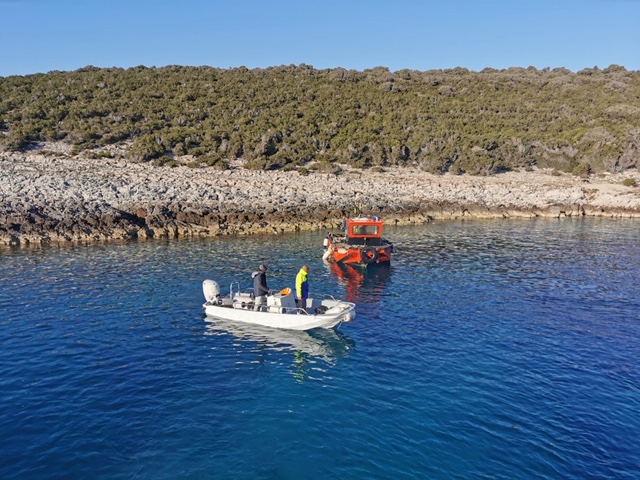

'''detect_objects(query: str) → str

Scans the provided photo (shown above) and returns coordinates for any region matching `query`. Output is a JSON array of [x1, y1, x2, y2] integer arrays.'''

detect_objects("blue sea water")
[[1, 218, 639, 480]]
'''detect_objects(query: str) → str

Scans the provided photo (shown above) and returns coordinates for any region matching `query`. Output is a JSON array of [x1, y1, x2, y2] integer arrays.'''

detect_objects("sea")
[[1, 218, 639, 480]]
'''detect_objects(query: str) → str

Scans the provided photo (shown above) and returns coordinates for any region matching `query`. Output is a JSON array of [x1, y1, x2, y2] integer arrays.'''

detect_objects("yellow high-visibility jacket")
[[295, 267, 308, 299]]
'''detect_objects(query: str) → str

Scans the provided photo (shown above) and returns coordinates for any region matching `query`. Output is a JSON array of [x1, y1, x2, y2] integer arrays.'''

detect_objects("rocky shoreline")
[[2, 151, 640, 247]]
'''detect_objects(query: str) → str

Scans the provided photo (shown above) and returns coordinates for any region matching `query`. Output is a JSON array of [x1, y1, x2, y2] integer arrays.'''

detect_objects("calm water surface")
[[1, 219, 639, 479]]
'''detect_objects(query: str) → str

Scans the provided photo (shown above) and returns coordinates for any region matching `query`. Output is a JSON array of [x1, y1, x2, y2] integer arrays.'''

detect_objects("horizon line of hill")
[[1, 64, 638, 177]]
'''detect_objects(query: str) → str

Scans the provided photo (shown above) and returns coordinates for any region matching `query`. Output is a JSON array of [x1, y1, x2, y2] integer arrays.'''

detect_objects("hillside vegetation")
[[1, 64, 639, 176]]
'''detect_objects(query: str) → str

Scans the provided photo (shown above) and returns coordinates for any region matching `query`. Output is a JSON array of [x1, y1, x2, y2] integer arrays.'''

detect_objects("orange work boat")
[[323, 216, 395, 267]]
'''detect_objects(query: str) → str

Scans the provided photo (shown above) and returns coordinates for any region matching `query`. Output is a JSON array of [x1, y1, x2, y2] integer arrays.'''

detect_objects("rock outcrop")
[[1, 152, 639, 246]]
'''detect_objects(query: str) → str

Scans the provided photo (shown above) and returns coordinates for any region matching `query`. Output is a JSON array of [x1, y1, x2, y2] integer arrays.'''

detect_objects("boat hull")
[[202, 298, 356, 331], [328, 244, 393, 266]]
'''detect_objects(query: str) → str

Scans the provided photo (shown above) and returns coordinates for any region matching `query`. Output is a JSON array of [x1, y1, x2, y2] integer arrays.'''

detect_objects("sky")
[[1, 0, 638, 77]]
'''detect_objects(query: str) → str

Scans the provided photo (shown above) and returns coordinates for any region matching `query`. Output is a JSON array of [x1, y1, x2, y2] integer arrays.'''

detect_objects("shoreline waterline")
[[2, 152, 639, 247]]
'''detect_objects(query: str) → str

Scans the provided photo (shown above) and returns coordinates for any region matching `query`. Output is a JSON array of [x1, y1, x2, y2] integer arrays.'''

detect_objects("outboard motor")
[[202, 279, 221, 304]]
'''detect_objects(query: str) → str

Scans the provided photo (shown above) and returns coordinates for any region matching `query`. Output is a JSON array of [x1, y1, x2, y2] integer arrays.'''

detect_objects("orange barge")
[[323, 216, 395, 267]]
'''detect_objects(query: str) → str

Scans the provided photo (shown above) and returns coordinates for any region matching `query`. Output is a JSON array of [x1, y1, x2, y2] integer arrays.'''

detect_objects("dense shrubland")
[[1, 64, 639, 175]]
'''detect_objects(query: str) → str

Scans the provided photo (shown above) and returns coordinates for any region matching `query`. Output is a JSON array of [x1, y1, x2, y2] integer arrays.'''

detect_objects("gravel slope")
[[2, 151, 639, 246]]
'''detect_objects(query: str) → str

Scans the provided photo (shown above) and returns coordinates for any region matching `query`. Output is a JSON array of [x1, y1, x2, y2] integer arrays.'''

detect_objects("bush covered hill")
[[1, 64, 639, 176]]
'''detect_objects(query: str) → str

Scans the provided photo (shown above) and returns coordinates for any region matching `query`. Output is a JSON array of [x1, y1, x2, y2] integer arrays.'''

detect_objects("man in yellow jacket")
[[295, 265, 309, 312]]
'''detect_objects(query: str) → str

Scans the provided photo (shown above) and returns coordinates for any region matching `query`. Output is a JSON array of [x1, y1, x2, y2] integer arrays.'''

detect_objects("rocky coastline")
[[2, 151, 640, 247]]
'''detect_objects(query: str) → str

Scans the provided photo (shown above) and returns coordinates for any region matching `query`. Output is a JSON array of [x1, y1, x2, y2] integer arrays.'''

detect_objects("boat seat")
[[233, 293, 254, 309]]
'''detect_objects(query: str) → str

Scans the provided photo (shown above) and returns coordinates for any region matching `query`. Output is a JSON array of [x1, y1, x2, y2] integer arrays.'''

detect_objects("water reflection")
[[326, 261, 392, 304], [203, 318, 355, 380]]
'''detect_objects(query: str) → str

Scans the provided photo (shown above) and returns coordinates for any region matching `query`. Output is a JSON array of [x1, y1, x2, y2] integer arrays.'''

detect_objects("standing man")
[[252, 264, 271, 311], [295, 264, 309, 313]]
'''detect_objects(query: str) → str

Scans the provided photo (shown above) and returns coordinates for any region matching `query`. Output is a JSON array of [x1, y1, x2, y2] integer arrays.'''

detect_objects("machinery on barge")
[[323, 216, 395, 267]]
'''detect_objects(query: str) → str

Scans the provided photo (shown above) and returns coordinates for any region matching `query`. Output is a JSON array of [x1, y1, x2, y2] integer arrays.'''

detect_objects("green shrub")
[[153, 155, 178, 167], [309, 160, 342, 174], [129, 134, 167, 162], [1, 65, 639, 173], [188, 154, 228, 170], [244, 158, 268, 170], [571, 162, 592, 178]]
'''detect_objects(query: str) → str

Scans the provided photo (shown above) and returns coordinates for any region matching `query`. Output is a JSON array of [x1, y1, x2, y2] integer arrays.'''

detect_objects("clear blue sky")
[[1, 0, 638, 77]]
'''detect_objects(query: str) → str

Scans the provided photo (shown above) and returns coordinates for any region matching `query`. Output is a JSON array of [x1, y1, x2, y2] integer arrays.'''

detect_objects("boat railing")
[[314, 293, 340, 302], [229, 281, 255, 298]]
